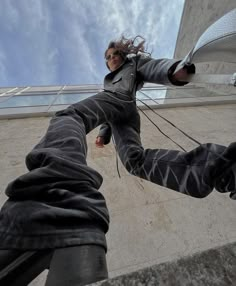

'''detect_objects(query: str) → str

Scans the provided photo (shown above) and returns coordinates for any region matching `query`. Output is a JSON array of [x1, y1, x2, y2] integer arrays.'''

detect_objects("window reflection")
[[140, 87, 218, 101], [53, 93, 94, 105], [138, 89, 167, 104], [136, 91, 149, 100], [0, 94, 56, 108], [0, 96, 11, 106], [0, 86, 233, 115]]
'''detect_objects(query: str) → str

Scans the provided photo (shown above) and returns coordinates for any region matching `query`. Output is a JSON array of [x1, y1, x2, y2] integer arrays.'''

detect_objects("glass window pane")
[[0, 96, 11, 108], [0, 87, 19, 95], [140, 89, 167, 100], [136, 91, 149, 100], [0, 94, 56, 108], [53, 93, 95, 105]]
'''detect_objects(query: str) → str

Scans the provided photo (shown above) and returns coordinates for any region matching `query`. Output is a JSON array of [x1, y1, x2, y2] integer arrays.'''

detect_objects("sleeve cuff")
[[168, 62, 195, 86]]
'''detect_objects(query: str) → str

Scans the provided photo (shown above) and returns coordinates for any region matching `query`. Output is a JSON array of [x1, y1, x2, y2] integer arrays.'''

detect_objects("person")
[[95, 36, 236, 199], [0, 35, 235, 285]]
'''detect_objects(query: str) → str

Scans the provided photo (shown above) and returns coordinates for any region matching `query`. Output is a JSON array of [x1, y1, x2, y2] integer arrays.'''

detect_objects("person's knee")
[[122, 150, 144, 175], [55, 105, 77, 118]]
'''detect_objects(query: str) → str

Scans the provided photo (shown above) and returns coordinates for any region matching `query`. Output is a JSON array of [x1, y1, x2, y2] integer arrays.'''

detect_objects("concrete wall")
[[175, 0, 236, 57], [174, 0, 236, 96], [0, 103, 236, 285]]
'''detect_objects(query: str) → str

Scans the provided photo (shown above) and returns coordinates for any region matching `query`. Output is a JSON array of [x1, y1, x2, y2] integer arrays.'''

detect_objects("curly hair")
[[104, 35, 148, 59]]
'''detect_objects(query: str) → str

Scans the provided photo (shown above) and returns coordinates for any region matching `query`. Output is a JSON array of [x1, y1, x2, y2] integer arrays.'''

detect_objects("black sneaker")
[[214, 163, 236, 200], [230, 191, 236, 200], [213, 142, 236, 200]]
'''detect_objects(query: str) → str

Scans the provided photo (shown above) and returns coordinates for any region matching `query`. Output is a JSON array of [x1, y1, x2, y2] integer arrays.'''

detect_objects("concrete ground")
[[91, 242, 236, 286]]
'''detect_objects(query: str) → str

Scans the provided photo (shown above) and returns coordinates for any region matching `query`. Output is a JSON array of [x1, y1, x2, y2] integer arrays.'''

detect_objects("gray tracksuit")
[[0, 55, 234, 250]]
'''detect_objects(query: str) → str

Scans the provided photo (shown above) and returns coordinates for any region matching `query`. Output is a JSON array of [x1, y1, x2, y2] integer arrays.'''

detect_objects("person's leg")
[[0, 249, 53, 286], [112, 110, 236, 199], [0, 91, 133, 283], [0, 245, 108, 286], [0, 91, 132, 249], [45, 245, 108, 286]]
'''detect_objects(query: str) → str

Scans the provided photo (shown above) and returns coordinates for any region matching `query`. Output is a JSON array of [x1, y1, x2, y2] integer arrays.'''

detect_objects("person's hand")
[[171, 67, 189, 82], [95, 136, 105, 148]]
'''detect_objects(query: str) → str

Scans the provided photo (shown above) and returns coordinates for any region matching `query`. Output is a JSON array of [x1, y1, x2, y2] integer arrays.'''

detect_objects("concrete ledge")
[[91, 242, 236, 286]]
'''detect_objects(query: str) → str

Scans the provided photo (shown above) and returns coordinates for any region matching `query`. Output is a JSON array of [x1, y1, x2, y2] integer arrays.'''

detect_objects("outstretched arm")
[[136, 55, 195, 86]]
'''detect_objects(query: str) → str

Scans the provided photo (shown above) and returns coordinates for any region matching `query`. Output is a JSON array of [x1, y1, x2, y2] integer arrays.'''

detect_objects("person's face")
[[105, 48, 124, 71]]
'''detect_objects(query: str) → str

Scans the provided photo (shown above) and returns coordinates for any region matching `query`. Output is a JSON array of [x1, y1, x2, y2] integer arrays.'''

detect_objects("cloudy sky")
[[0, 0, 184, 87]]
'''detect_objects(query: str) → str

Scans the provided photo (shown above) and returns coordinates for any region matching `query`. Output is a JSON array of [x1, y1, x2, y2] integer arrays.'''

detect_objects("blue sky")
[[0, 0, 184, 87]]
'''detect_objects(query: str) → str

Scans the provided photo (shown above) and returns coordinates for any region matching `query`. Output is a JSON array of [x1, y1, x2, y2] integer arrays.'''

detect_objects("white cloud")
[[0, 51, 7, 84], [0, 0, 20, 31], [0, 0, 60, 85], [0, 0, 185, 86], [60, 0, 185, 83]]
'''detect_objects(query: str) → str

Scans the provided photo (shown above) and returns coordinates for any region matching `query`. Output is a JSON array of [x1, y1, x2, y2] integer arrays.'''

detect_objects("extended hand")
[[172, 67, 189, 82], [95, 136, 105, 148]]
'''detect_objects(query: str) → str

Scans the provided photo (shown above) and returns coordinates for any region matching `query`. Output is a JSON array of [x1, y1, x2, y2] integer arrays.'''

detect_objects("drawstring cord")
[[136, 98, 230, 161], [110, 94, 231, 178], [107, 55, 231, 178], [136, 102, 187, 151], [112, 135, 121, 178], [138, 91, 202, 146]]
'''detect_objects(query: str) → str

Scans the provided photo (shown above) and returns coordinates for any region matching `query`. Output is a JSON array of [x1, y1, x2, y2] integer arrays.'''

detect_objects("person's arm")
[[136, 55, 195, 86], [95, 123, 112, 148]]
